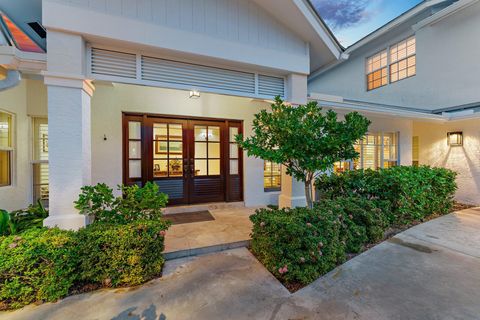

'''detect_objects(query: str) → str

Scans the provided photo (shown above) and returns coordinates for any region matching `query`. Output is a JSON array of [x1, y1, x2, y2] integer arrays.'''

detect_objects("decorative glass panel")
[[208, 159, 220, 175], [129, 121, 141, 140], [129, 141, 141, 158], [129, 160, 142, 178], [230, 144, 238, 158], [230, 160, 238, 175]]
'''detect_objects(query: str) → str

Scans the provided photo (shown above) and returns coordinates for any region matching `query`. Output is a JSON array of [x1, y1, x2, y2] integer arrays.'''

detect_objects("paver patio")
[[2, 208, 480, 320]]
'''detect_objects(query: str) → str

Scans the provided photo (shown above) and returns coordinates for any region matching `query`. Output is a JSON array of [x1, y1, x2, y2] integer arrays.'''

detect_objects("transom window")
[[264, 160, 281, 191], [0, 111, 12, 187], [366, 50, 388, 91], [334, 132, 399, 173], [365, 36, 416, 91]]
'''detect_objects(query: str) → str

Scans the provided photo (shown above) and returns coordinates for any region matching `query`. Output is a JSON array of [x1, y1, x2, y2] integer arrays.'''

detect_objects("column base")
[[278, 194, 307, 209], [43, 214, 87, 230]]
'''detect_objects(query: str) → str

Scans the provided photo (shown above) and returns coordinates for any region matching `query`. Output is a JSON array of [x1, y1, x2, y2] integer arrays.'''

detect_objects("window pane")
[[33, 163, 49, 206], [230, 143, 238, 158], [0, 112, 12, 148], [195, 142, 207, 158], [153, 159, 168, 177], [129, 141, 141, 158], [230, 160, 238, 175], [129, 160, 142, 178], [169, 141, 183, 159], [195, 126, 207, 141], [33, 118, 48, 161], [208, 143, 220, 158], [195, 160, 207, 176], [0, 150, 10, 186], [208, 126, 220, 142], [208, 159, 220, 175], [153, 123, 167, 140], [154, 141, 168, 157], [229, 127, 239, 142], [264, 160, 282, 190], [129, 121, 141, 140], [169, 124, 183, 140], [169, 159, 183, 177]]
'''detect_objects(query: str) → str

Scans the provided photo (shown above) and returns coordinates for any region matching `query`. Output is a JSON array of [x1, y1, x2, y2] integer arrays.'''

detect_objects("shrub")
[[316, 166, 457, 224], [76, 220, 170, 287], [0, 228, 79, 310], [0, 201, 49, 236], [75, 182, 168, 224], [250, 206, 346, 285]]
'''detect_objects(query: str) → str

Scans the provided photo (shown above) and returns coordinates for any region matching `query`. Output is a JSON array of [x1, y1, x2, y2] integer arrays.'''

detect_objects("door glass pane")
[[229, 127, 238, 142], [153, 123, 168, 140], [208, 159, 220, 175], [195, 159, 207, 176], [169, 124, 183, 140], [129, 121, 141, 140], [195, 142, 207, 158], [153, 159, 168, 177], [195, 126, 207, 141], [208, 143, 220, 158], [129, 141, 141, 158], [230, 143, 238, 158], [169, 159, 183, 177], [230, 160, 238, 175], [208, 126, 220, 142], [129, 160, 142, 178], [154, 141, 168, 157], [169, 141, 183, 158]]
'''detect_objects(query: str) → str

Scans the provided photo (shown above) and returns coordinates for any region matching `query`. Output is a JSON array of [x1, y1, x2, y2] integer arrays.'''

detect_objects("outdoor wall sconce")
[[189, 90, 200, 99], [447, 131, 463, 146]]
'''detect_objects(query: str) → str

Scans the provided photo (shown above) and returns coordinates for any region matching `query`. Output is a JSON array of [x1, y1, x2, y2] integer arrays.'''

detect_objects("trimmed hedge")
[[250, 196, 390, 285], [316, 166, 457, 224], [0, 220, 169, 310]]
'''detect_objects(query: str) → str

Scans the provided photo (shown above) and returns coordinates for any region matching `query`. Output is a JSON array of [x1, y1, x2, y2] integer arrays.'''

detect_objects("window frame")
[[264, 160, 282, 192], [365, 35, 416, 91], [365, 49, 388, 91], [0, 110, 14, 188]]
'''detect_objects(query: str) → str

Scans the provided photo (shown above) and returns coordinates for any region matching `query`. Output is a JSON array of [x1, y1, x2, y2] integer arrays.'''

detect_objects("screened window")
[[264, 161, 281, 191], [366, 50, 388, 91], [334, 132, 399, 172], [32, 118, 49, 206], [0, 112, 12, 187], [390, 36, 416, 83]]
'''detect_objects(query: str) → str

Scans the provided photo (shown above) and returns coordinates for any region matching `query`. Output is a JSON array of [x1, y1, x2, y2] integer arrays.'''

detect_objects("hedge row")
[[251, 166, 457, 286], [316, 166, 457, 224], [0, 220, 169, 310]]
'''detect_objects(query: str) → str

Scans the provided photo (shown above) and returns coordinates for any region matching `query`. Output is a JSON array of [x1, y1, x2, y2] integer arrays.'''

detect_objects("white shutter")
[[90, 48, 137, 79], [258, 74, 285, 98]]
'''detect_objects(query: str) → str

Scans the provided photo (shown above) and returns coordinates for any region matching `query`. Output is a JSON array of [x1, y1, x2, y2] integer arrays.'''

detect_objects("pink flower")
[[159, 230, 167, 237], [8, 242, 17, 249], [260, 222, 266, 227], [278, 265, 288, 274]]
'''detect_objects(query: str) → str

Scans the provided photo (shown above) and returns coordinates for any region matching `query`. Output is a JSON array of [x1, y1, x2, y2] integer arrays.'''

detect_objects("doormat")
[[164, 210, 215, 225]]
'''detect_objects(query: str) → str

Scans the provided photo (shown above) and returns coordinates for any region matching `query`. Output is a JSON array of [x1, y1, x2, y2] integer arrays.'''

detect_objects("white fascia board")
[[0, 46, 46, 74], [293, 0, 343, 59], [413, 0, 479, 30]]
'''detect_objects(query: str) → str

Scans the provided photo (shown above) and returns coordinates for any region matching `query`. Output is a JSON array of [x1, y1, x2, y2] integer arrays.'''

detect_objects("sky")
[[311, 0, 423, 47]]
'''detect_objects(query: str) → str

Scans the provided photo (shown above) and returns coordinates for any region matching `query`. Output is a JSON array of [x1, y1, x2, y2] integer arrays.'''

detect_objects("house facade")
[[0, 0, 478, 230], [309, 0, 480, 205]]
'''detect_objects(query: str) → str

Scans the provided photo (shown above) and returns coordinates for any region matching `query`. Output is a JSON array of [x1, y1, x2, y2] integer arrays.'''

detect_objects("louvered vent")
[[258, 74, 285, 97], [141, 56, 256, 94], [91, 48, 137, 79]]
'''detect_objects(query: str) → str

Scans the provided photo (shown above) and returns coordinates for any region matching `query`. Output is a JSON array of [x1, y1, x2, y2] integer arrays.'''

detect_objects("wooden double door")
[[123, 114, 242, 205]]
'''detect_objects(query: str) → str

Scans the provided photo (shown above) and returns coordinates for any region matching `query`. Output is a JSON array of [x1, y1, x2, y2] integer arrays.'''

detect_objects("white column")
[[279, 73, 308, 208]]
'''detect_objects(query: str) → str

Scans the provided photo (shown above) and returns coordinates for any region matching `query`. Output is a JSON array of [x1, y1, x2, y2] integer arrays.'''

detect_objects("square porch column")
[[43, 78, 94, 230], [279, 73, 308, 208]]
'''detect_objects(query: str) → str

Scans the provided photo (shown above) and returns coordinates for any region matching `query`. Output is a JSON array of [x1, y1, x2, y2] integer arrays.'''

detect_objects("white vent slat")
[[142, 56, 255, 94], [258, 74, 285, 97], [91, 48, 137, 79]]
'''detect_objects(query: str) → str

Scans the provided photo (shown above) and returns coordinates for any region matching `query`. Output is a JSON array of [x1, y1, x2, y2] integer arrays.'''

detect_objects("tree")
[[236, 97, 370, 209]]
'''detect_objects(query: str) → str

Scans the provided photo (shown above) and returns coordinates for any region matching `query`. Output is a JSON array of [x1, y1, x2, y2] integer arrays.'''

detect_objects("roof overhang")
[[252, 0, 343, 73], [0, 45, 46, 74]]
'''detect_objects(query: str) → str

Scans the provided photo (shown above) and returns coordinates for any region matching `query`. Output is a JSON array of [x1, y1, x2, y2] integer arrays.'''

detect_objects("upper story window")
[[366, 50, 388, 91], [365, 36, 416, 91], [390, 36, 416, 83], [0, 111, 13, 187]]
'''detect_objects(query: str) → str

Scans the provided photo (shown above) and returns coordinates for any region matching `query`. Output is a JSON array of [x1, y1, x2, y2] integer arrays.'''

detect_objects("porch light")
[[447, 131, 463, 146], [189, 90, 200, 99]]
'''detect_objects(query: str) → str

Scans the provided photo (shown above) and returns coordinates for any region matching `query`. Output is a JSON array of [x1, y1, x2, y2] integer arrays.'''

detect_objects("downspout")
[[0, 67, 21, 91]]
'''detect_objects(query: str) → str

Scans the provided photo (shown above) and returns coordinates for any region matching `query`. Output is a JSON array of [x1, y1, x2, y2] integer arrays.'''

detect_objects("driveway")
[[2, 208, 480, 320]]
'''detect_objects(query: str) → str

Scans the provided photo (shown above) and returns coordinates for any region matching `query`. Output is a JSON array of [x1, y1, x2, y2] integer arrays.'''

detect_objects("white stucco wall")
[[413, 119, 480, 205], [309, 2, 480, 111], [0, 79, 48, 211], [91, 83, 280, 207]]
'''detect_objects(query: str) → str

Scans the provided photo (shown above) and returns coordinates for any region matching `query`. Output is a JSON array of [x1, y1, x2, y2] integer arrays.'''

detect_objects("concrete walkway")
[[2, 208, 480, 320]]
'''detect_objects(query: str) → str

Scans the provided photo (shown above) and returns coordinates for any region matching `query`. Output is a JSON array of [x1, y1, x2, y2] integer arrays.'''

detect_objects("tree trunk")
[[305, 180, 313, 209]]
